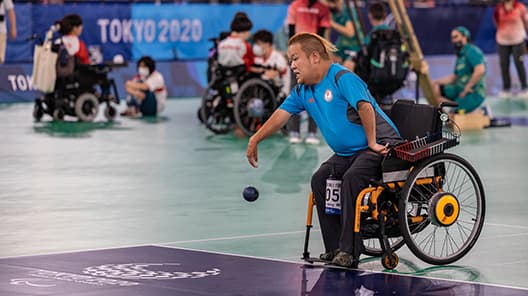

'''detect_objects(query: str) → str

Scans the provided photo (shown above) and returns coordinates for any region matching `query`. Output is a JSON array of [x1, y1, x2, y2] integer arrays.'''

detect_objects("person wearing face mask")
[[326, 0, 359, 71], [252, 30, 291, 100], [122, 56, 167, 117], [246, 33, 401, 268], [493, 0, 528, 99], [432, 26, 486, 114]]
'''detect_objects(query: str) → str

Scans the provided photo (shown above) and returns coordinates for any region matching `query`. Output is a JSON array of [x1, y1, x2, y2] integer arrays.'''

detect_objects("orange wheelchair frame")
[[302, 100, 486, 269]]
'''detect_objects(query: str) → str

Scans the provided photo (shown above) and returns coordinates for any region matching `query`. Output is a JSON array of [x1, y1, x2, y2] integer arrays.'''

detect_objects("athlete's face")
[[288, 43, 318, 85]]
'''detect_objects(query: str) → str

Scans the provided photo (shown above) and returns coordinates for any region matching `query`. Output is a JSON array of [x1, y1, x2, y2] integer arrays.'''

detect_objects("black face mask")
[[453, 41, 464, 53]]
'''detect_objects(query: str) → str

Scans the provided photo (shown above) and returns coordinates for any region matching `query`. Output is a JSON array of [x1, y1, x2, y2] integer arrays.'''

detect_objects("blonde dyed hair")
[[288, 33, 337, 60]]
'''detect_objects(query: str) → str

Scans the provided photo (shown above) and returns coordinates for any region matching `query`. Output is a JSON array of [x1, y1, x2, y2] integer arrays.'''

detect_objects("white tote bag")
[[31, 44, 58, 94]]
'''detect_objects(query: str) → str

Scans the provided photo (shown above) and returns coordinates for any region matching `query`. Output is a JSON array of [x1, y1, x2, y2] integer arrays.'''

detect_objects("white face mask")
[[138, 67, 150, 78], [253, 44, 264, 57]]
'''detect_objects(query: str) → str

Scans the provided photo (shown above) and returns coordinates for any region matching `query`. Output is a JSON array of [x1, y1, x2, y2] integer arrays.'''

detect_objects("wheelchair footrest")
[[302, 257, 328, 264]]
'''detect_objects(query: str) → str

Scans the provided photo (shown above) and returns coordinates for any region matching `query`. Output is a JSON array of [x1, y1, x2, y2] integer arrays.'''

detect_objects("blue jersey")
[[280, 64, 400, 156]]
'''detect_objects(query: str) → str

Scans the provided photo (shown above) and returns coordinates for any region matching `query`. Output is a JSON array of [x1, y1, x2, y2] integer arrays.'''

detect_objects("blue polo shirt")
[[280, 64, 400, 156]]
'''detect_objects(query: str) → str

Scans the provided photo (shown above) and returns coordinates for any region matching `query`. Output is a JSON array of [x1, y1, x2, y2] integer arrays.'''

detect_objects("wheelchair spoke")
[[446, 229, 460, 254], [233, 79, 277, 136], [460, 206, 476, 217], [456, 222, 470, 241], [417, 227, 436, 252], [363, 236, 405, 256]]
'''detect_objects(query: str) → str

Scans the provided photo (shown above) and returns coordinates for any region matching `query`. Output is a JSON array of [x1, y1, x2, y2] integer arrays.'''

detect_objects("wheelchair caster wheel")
[[105, 106, 117, 121], [197, 107, 204, 123], [33, 103, 44, 121], [381, 252, 398, 270], [53, 109, 65, 121]]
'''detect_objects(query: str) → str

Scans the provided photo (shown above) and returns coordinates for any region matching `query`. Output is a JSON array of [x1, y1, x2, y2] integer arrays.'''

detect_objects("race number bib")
[[325, 178, 342, 215]]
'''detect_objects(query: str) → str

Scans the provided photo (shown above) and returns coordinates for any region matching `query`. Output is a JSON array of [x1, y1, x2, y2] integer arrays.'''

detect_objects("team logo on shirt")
[[324, 89, 333, 102]]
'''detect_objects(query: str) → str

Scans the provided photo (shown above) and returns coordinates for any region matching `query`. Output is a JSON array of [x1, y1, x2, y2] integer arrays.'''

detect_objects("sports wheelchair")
[[199, 36, 280, 136], [302, 100, 486, 270], [32, 27, 121, 122], [200, 64, 281, 136]]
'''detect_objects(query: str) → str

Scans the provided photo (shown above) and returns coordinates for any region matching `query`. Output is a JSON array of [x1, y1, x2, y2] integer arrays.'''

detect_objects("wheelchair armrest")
[[380, 155, 413, 183], [440, 101, 459, 108]]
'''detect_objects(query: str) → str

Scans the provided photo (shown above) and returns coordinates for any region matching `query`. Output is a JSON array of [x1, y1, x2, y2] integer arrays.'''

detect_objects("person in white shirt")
[[0, 0, 16, 64], [252, 30, 291, 100], [123, 56, 167, 117], [217, 12, 254, 72]]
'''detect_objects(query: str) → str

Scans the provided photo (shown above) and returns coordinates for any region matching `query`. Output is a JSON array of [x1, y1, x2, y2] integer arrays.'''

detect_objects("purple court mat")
[[0, 245, 527, 295]]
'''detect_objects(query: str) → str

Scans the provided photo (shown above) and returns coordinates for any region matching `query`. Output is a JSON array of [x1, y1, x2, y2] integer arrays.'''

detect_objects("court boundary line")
[[485, 222, 528, 230], [156, 229, 315, 245], [0, 229, 319, 260], [0, 242, 163, 260], [155, 244, 528, 292], [479, 231, 528, 240]]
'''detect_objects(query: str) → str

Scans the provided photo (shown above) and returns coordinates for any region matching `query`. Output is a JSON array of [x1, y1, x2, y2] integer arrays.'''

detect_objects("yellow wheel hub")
[[430, 193, 460, 226]]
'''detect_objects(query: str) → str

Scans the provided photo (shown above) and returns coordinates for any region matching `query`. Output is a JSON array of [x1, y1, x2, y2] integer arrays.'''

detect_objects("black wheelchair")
[[200, 64, 280, 136], [33, 64, 121, 122], [199, 35, 281, 136], [31, 28, 121, 123], [302, 100, 486, 269]]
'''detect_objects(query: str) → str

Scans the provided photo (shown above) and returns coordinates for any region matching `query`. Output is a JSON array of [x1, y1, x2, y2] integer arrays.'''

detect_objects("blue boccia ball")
[[243, 186, 259, 202]]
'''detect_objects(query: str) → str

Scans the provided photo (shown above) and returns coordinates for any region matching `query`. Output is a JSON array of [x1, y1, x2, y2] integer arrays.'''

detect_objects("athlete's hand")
[[247, 136, 259, 168], [460, 85, 473, 98], [370, 143, 389, 155]]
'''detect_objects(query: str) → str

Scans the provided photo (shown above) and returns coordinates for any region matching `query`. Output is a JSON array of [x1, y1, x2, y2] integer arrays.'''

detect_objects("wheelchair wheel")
[[53, 108, 65, 121], [200, 88, 232, 134], [104, 105, 117, 121], [33, 102, 44, 121], [75, 93, 99, 122], [363, 236, 405, 257], [233, 78, 276, 136], [399, 153, 485, 265]]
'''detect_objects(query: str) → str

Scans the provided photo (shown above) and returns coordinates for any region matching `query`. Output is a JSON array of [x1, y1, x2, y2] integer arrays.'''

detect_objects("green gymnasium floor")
[[1, 97, 527, 289]]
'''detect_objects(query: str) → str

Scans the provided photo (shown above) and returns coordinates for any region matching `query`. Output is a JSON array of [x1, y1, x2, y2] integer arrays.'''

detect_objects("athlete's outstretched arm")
[[246, 109, 291, 168]]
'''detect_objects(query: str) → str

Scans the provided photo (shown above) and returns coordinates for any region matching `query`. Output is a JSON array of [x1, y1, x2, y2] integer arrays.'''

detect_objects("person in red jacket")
[[57, 14, 89, 65]]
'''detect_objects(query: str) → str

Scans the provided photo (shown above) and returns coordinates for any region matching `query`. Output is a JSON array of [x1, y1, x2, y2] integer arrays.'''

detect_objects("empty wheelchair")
[[32, 26, 120, 122], [302, 100, 485, 269], [200, 64, 279, 136]]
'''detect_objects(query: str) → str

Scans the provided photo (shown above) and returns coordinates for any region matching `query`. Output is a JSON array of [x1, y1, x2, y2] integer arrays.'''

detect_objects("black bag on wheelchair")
[[389, 100, 441, 141], [53, 41, 75, 78], [381, 100, 442, 182], [356, 29, 409, 98]]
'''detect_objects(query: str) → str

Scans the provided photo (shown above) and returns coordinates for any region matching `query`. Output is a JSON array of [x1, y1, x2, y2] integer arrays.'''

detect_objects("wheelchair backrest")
[[389, 100, 441, 141], [217, 65, 246, 79], [54, 40, 75, 78]]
